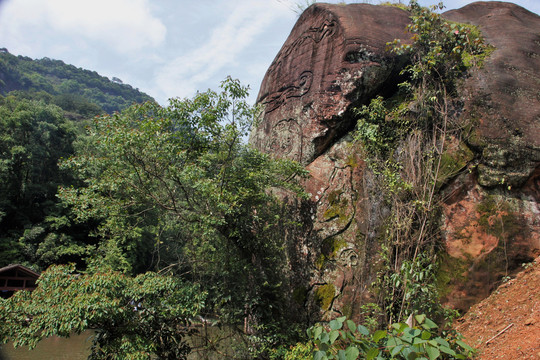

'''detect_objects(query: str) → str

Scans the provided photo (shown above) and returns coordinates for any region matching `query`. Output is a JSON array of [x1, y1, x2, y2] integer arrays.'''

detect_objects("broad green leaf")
[[390, 344, 404, 356], [439, 345, 456, 356], [425, 345, 440, 360], [456, 339, 474, 352], [366, 347, 379, 360], [314, 350, 327, 360], [320, 332, 330, 344], [372, 330, 387, 343], [345, 346, 359, 360], [434, 337, 449, 347], [330, 319, 343, 330], [313, 326, 323, 340], [357, 325, 369, 336], [424, 318, 437, 330], [414, 314, 426, 324], [346, 320, 356, 333], [392, 322, 407, 332], [330, 330, 340, 344]]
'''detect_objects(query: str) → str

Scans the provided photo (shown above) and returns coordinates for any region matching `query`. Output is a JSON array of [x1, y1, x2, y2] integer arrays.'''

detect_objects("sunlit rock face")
[[251, 2, 540, 320], [251, 3, 411, 165]]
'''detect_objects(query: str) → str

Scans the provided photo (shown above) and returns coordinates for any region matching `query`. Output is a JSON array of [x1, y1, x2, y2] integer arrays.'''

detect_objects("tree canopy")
[[0, 264, 205, 360], [0, 52, 154, 114]]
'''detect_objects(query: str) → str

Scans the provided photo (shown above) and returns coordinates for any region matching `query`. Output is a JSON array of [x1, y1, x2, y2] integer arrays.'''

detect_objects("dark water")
[[0, 331, 92, 360], [0, 327, 240, 359]]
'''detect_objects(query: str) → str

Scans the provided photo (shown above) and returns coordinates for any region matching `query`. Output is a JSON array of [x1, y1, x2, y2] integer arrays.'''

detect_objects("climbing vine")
[[354, 0, 491, 325]]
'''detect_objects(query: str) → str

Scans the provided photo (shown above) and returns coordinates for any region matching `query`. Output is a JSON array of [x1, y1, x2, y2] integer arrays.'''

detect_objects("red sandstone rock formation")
[[251, 3, 411, 165], [250, 2, 540, 320]]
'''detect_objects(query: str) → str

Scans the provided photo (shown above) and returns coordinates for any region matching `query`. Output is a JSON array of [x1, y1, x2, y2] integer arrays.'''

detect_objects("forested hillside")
[[0, 50, 154, 114], [0, 51, 156, 272]]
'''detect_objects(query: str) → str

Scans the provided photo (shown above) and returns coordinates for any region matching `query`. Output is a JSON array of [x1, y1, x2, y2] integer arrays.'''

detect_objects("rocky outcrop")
[[440, 1, 540, 310], [251, 4, 411, 165], [250, 2, 540, 319], [444, 1, 540, 188]]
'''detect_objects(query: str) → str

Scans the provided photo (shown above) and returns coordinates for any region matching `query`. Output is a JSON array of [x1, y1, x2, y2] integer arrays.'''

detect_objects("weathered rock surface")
[[440, 1, 540, 310], [444, 1, 540, 188], [250, 3, 411, 165], [250, 2, 540, 319]]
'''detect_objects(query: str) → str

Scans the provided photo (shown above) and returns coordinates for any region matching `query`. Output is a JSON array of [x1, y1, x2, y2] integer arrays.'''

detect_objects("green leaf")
[[424, 318, 437, 330], [320, 332, 330, 344], [390, 344, 404, 356], [346, 320, 357, 333], [372, 330, 387, 343], [330, 319, 343, 330], [434, 337, 449, 347], [456, 339, 474, 352], [425, 345, 440, 360], [357, 325, 370, 336], [345, 346, 359, 360], [330, 330, 340, 344], [439, 345, 456, 356], [313, 326, 323, 340], [365, 347, 379, 360], [314, 350, 327, 360]]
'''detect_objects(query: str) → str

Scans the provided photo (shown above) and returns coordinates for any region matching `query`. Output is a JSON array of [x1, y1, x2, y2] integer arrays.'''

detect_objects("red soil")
[[453, 256, 540, 359]]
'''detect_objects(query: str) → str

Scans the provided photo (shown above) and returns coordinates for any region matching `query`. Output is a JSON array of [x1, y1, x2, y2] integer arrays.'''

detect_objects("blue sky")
[[1, 0, 539, 105]]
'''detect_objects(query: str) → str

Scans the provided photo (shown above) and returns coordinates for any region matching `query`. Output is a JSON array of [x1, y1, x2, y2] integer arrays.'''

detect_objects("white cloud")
[[154, 1, 291, 101], [0, 0, 166, 54]]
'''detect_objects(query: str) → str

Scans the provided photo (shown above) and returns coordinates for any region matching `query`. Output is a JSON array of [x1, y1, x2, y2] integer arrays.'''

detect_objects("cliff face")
[[250, 2, 540, 319]]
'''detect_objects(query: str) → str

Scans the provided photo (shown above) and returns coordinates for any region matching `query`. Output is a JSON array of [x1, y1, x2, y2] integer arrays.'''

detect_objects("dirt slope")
[[454, 256, 540, 359]]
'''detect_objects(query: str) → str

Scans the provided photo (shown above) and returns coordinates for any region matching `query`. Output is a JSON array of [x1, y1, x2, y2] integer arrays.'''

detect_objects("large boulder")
[[250, 3, 411, 165], [444, 1, 540, 188], [440, 1, 540, 310], [250, 2, 540, 319]]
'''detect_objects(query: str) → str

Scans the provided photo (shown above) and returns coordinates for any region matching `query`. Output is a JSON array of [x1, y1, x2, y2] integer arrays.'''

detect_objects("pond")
[[0, 326, 241, 359], [0, 331, 92, 360]]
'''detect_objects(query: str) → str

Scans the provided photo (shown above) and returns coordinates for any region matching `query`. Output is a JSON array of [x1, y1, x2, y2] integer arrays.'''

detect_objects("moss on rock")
[[314, 283, 336, 310]]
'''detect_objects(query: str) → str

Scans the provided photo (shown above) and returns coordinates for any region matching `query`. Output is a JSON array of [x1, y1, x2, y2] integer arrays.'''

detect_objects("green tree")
[[59, 77, 307, 350], [0, 95, 90, 268], [0, 264, 205, 360], [0, 51, 154, 114]]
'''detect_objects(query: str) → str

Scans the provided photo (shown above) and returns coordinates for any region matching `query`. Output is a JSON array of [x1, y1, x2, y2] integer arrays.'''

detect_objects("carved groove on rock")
[[263, 71, 313, 113]]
